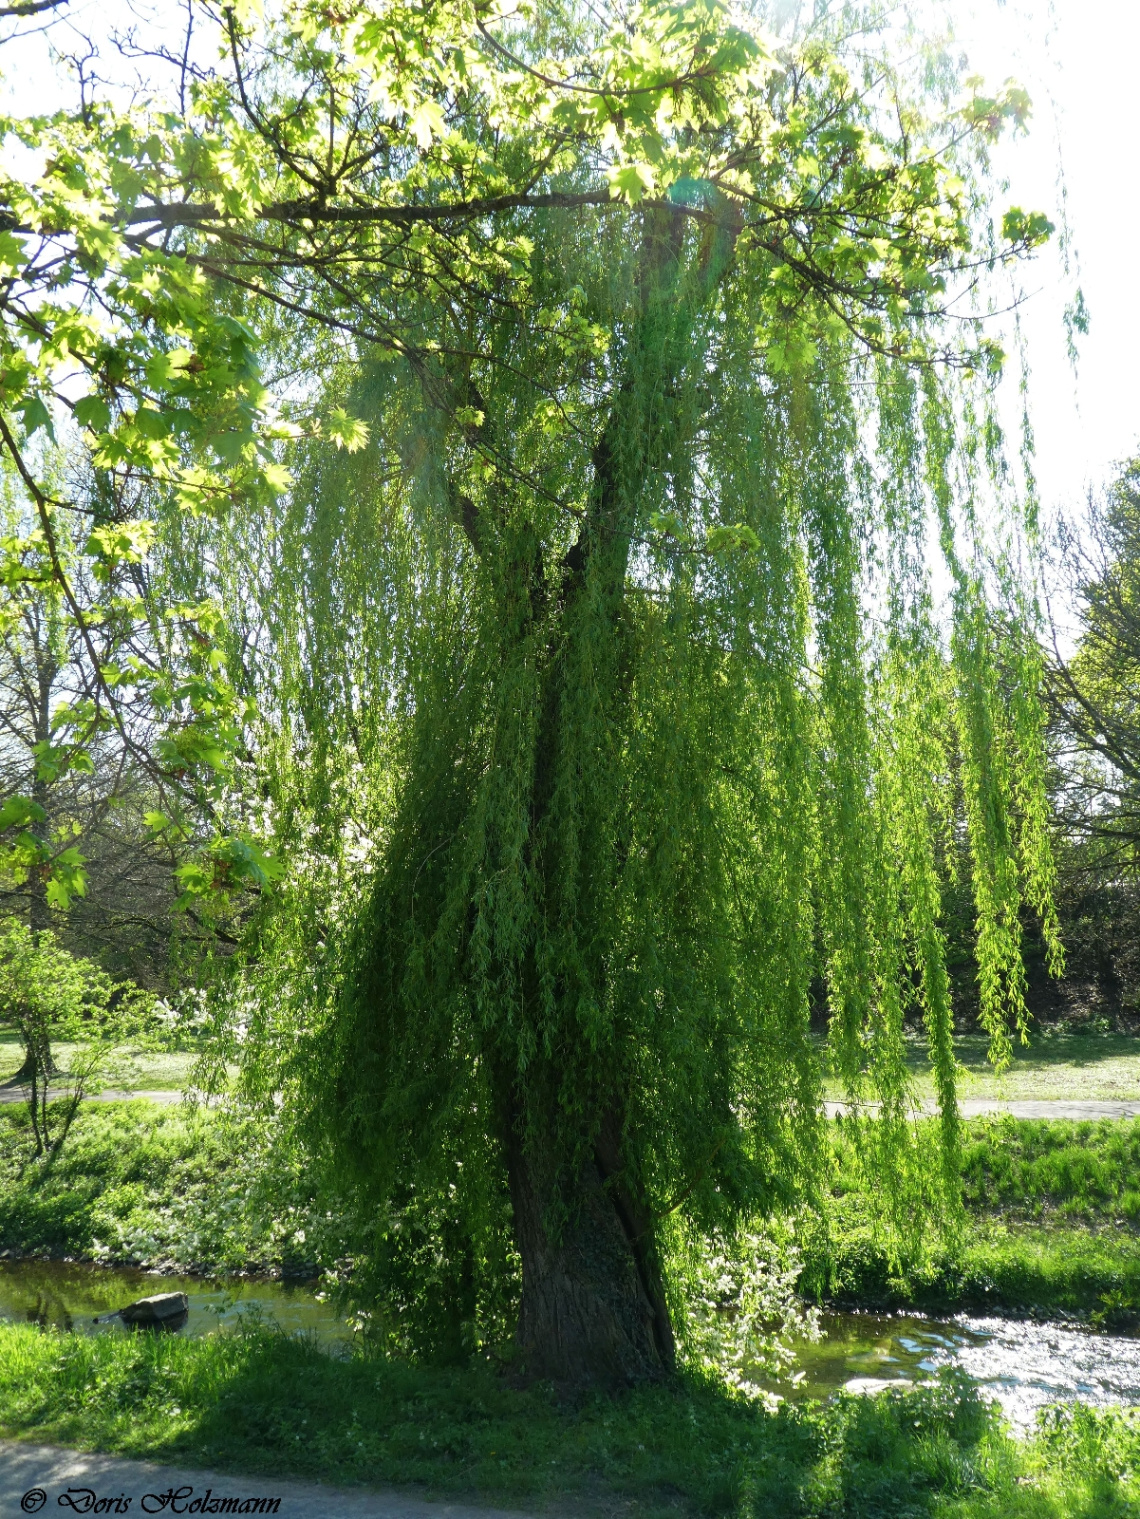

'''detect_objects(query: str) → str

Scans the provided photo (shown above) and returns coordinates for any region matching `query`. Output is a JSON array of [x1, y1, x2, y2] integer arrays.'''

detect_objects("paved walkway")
[[0, 1441, 534, 1519]]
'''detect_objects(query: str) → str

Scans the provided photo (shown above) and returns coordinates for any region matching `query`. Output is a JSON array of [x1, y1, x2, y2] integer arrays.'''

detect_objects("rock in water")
[[116, 1291, 190, 1329]]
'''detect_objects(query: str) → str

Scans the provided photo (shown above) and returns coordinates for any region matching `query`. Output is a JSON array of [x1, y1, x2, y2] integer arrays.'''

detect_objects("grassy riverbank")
[[801, 1115, 1140, 1322], [0, 1101, 354, 1274], [5, 1099, 1140, 1515], [6, 1101, 1140, 1323], [1, 1319, 1138, 1517], [807, 1209, 1140, 1323]]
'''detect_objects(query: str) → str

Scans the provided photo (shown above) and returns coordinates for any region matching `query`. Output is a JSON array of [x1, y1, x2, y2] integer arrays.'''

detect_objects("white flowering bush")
[[669, 1220, 820, 1405], [151, 988, 214, 1048]]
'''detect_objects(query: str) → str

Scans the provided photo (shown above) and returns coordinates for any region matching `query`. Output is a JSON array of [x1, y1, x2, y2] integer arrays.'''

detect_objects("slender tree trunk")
[[11, 634, 58, 1085], [8, 1046, 55, 1085], [11, 853, 58, 1083], [29, 623, 54, 939], [28, 1053, 45, 1156]]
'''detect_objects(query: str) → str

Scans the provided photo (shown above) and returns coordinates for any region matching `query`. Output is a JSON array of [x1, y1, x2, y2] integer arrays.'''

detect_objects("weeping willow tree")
[[15, 0, 1060, 1381], [257, 340, 1061, 1380]]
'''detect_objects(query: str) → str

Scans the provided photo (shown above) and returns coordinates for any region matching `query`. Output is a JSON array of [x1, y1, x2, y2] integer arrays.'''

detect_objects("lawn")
[[821, 1031, 1140, 1106], [1, 1320, 1138, 1517], [0, 1031, 222, 1094], [5, 1028, 1140, 1106]]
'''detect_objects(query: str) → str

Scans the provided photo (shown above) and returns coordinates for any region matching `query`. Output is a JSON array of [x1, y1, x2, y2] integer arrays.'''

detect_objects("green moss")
[[1, 1321, 1136, 1517]]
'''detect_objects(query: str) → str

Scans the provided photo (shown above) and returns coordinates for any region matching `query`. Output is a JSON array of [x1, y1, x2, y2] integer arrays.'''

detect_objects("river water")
[[3, 1260, 1140, 1428], [0, 1260, 348, 1348], [782, 1310, 1140, 1428]]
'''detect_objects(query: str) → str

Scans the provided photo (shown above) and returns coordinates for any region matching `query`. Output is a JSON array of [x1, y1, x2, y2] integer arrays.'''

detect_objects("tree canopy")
[[0, 0, 1061, 1382]]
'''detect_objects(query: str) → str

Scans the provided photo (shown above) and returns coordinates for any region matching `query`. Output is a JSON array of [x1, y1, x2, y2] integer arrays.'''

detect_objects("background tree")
[[1049, 460, 1140, 867], [0, 0, 1060, 1384], [1039, 459, 1140, 1022], [0, 2, 285, 924], [0, 455, 246, 1088], [0, 920, 151, 1161], [0, 458, 169, 945]]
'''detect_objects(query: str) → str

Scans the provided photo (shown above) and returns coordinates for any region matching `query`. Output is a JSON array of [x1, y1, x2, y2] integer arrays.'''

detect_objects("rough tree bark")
[[475, 206, 733, 1385], [504, 1093, 675, 1384]]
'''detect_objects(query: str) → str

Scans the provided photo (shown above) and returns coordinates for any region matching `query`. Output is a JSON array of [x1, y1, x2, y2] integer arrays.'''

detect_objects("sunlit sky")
[[952, 0, 1140, 524], [2, 0, 1137, 530]]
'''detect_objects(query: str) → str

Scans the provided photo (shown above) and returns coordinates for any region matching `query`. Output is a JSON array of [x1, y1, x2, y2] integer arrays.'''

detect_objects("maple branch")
[[0, 0, 69, 15], [121, 188, 615, 231]]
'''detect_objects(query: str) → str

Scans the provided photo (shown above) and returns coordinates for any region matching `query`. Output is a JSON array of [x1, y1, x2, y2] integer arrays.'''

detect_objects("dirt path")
[[0, 1440, 534, 1519]]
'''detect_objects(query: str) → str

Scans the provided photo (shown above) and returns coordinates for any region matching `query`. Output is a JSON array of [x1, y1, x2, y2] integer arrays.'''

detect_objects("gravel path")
[[959, 1098, 1140, 1120], [0, 1441, 534, 1519]]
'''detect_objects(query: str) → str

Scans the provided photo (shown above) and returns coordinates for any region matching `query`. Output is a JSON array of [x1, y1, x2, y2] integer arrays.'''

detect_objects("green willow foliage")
[[228, 379, 1053, 1295], [129, 0, 1066, 1365]]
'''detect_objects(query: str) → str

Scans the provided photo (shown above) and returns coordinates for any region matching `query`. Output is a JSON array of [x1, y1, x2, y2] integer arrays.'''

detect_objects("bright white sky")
[[951, 0, 1140, 526], [2, 0, 1137, 527]]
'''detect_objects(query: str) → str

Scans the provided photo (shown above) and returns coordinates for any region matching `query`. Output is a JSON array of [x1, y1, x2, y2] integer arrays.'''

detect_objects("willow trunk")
[[488, 210, 728, 1383]]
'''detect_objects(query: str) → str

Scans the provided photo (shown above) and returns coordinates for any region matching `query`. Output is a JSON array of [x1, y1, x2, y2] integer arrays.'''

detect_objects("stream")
[[0, 1260, 347, 1348], [778, 1309, 1140, 1428], [3, 1260, 1140, 1429]]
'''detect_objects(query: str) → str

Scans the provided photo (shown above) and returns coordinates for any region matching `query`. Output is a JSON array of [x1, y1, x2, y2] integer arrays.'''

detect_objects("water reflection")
[[23, 1297, 74, 1333], [5, 1261, 1140, 1428], [0, 1260, 349, 1349]]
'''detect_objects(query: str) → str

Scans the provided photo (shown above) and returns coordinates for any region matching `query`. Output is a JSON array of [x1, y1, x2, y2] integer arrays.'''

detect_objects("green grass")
[[804, 1116, 1140, 1322], [958, 1116, 1140, 1222], [808, 1209, 1140, 1324], [5, 1026, 1140, 1111], [0, 1101, 353, 1273], [0, 1031, 216, 1092], [828, 1113, 1140, 1228], [7, 1027, 1140, 1112], [821, 1031, 1140, 1105], [1, 1319, 1137, 1517]]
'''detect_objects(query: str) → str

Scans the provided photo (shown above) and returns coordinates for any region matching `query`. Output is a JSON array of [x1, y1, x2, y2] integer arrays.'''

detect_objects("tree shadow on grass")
[[2, 1324, 1132, 1517], [950, 1032, 1140, 1076]]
